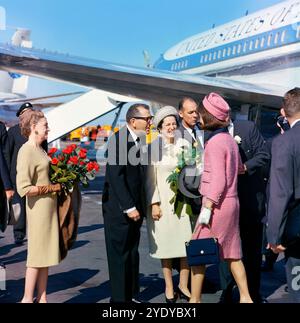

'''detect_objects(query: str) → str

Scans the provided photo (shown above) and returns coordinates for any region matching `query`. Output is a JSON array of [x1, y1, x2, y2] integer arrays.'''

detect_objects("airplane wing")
[[0, 44, 284, 108]]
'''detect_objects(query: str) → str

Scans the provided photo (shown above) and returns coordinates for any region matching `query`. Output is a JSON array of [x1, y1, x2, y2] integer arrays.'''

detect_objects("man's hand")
[[5, 189, 14, 200], [151, 204, 162, 221], [267, 243, 286, 254], [127, 209, 141, 222]]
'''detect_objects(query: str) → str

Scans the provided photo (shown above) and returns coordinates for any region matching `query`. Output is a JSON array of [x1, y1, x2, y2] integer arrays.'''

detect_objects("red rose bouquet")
[[48, 144, 99, 194]]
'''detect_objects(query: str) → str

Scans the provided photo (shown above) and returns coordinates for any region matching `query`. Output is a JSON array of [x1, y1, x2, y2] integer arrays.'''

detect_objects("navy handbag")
[[185, 225, 220, 266]]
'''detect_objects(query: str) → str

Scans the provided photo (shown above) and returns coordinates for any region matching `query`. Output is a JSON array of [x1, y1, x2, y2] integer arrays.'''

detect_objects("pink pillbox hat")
[[202, 92, 230, 121]]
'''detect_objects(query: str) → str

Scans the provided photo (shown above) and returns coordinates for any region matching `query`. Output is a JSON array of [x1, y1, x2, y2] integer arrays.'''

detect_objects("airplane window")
[[249, 40, 253, 50], [200, 56, 204, 64], [209, 52, 212, 61], [213, 52, 217, 60], [274, 32, 279, 45], [204, 54, 208, 62], [268, 33, 272, 46], [181, 61, 185, 68], [255, 39, 259, 49], [281, 30, 286, 43], [243, 42, 247, 52], [218, 50, 221, 59], [232, 45, 236, 55], [227, 47, 231, 56], [261, 36, 265, 47], [237, 44, 242, 54], [223, 48, 226, 57]]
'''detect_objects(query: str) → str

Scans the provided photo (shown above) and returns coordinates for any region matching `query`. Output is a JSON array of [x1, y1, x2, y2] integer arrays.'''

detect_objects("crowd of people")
[[103, 88, 300, 304], [1, 88, 300, 303]]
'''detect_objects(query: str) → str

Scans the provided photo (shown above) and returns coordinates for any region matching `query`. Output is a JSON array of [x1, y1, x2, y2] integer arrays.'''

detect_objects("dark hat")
[[178, 164, 202, 199], [16, 102, 33, 117]]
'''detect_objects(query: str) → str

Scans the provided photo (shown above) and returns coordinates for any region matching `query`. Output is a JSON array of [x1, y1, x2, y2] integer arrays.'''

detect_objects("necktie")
[[192, 128, 197, 143]]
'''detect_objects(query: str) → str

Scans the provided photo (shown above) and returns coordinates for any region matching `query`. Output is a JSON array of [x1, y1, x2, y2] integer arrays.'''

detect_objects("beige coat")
[[17, 142, 60, 267], [145, 137, 192, 259]]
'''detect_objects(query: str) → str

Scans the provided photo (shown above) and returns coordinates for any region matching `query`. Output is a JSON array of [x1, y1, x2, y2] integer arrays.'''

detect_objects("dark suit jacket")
[[0, 122, 9, 165], [102, 126, 145, 217], [267, 121, 300, 258], [7, 124, 48, 188], [233, 120, 270, 223], [177, 123, 202, 217]]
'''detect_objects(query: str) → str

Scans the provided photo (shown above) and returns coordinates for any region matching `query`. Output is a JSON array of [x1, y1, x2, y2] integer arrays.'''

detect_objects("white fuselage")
[[154, 0, 300, 89]]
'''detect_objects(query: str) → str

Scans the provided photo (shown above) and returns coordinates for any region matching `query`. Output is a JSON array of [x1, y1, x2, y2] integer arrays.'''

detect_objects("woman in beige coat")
[[17, 110, 61, 303], [145, 106, 192, 303]]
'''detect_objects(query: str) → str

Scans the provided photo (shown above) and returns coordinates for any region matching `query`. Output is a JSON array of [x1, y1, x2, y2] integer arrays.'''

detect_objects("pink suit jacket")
[[200, 132, 244, 205]]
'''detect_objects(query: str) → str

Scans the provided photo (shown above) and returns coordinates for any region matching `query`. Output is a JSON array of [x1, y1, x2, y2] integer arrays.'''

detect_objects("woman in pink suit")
[[189, 93, 252, 303]]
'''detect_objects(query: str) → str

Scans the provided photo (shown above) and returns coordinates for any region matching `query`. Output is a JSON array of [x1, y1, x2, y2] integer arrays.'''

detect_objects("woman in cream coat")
[[145, 106, 192, 303]]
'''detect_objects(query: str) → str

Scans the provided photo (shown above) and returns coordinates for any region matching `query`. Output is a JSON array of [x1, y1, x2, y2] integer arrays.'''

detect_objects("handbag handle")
[[191, 222, 218, 241]]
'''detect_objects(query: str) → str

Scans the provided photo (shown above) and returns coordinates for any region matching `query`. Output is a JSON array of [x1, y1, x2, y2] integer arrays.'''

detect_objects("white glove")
[[198, 207, 212, 225]]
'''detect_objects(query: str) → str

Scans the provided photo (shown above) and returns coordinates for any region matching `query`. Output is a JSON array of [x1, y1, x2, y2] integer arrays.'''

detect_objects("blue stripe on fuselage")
[[154, 24, 300, 72]]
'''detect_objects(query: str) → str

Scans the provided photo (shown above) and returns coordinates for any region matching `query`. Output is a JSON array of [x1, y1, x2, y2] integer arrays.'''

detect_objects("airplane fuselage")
[[154, 0, 300, 89]]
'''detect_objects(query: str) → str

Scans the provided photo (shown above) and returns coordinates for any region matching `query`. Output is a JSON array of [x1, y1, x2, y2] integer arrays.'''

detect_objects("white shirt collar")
[[126, 124, 138, 145], [228, 120, 234, 137], [290, 119, 300, 128]]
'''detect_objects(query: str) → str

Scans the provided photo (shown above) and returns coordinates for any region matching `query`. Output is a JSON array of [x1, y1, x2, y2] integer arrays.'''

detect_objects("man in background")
[[7, 102, 47, 245]]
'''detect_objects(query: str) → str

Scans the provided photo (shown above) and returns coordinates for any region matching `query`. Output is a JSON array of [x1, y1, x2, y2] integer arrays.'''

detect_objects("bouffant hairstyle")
[[19, 110, 45, 138], [198, 104, 229, 131]]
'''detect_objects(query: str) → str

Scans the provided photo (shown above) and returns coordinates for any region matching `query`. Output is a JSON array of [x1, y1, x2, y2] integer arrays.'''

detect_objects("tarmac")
[[0, 141, 292, 303]]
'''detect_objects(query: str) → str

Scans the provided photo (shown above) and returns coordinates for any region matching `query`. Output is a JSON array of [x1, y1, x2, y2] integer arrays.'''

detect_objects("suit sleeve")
[[0, 123, 10, 166], [106, 135, 136, 211], [205, 140, 226, 205], [266, 135, 293, 245], [244, 123, 270, 175], [0, 142, 12, 190], [16, 147, 35, 197]]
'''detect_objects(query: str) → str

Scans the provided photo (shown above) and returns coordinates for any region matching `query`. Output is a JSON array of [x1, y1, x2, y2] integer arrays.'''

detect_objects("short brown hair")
[[283, 88, 300, 118], [19, 110, 45, 138], [199, 104, 229, 131], [178, 97, 198, 111]]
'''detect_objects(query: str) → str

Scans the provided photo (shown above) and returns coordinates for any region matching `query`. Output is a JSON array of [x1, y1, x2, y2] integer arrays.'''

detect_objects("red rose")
[[79, 150, 87, 159], [49, 147, 58, 155], [63, 147, 73, 154], [80, 148, 87, 153], [80, 161, 85, 166], [58, 155, 65, 162], [70, 144, 77, 151], [93, 162, 99, 172], [69, 156, 79, 165], [51, 158, 59, 165], [86, 162, 94, 172]]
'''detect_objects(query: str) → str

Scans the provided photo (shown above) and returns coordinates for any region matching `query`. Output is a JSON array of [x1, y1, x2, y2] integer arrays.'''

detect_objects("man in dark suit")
[[177, 97, 204, 220], [7, 102, 48, 244], [219, 117, 270, 303], [267, 87, 300, 303], [102, 103, 152, 303], [0, 121, 14, 233]]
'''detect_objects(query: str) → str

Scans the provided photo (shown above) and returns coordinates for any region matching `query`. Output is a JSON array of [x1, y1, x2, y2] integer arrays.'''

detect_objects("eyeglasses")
[[133, 116, 153, 122]]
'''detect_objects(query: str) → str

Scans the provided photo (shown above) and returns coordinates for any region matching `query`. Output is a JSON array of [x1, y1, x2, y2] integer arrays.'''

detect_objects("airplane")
[[0, 0, 299, 141]]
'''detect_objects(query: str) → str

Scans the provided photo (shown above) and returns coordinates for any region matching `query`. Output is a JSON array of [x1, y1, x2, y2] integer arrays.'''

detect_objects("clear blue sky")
[[0, 0, 283, 123]]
